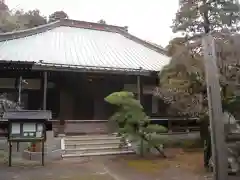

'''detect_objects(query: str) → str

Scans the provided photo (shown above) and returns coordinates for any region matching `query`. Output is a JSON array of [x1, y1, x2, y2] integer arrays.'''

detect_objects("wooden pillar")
[[137, 75, 143, 103], [168, 120, 172, 133], [137, 75, 144, 156], [202, 34, 228, 180], [43, 72, 47, 110], [18, 76, 23, 106]]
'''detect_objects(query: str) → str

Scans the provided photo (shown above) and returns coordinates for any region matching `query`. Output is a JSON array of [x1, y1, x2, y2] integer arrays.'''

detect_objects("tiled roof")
[[0, 19, 170, 74]]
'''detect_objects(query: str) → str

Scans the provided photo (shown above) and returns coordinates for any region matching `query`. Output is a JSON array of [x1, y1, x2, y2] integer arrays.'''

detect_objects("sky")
[[5, 0, 179, 47]]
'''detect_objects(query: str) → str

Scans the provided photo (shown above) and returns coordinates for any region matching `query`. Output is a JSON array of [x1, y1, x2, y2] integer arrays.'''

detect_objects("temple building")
[[0, 19, 170, 126]]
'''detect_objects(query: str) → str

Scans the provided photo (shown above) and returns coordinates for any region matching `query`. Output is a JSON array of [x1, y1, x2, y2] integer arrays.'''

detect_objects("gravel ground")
[[0, 157, 115, 180], [0, 150, 239, 180]]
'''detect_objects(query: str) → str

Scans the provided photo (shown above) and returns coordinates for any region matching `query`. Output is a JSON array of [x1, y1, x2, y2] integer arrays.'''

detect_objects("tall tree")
[[0, 1, 8, 11], [0, 1, 12, 32], [0, 8, 47, 32], [173, 0, 240, 36], [158, 3, 240, 168], [157, 37, 206, 117], [158, 0, 240, 118], [22, 9, 47, 28], [49, 11, 68, 22]]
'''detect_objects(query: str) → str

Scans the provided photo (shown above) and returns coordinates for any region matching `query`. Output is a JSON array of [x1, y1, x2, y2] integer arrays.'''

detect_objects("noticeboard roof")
[[2, 110, 52, 120]]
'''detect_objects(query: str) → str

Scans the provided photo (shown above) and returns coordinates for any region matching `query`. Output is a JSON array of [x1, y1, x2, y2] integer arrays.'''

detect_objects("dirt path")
[[0, 152, 238, 180], [0, 157, 211, 180], [0, 157, 115, 180]]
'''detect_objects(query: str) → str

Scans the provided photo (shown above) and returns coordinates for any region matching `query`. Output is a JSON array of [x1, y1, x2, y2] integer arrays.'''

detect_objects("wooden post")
[[137, 75, 142, 103], [43, 72, 48, 110], [18, 76, 23, 106], [41, 140, 44, 166], [42, 72, 47, 165], [168, 120, 172, 133], [202, 34, 228, 180], [8, 142, 12, 167], [137, 75, 144, 156]]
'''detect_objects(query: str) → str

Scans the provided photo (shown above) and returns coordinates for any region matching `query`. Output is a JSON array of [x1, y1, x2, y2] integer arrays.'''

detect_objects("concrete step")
[[65, 138, 121, 145], [65, 145, 125, 154], [62, 150, 135, 158], [65, 141, 121, 149], [65, 135, 121, 141], [66, 134, 119, 139]]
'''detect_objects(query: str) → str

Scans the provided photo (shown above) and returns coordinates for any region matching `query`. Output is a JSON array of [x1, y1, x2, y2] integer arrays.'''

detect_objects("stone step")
[[66, 134, 119, 139], [65, 138, 121, 145], [65, 135, 121, 141], [65, 145, 124, 154], [65, 141, 120, 149], [62, 150, 135, 158]]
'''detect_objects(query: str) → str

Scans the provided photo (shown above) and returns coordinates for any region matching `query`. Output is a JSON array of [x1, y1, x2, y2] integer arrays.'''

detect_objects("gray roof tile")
[[0, 21, 170, 72]]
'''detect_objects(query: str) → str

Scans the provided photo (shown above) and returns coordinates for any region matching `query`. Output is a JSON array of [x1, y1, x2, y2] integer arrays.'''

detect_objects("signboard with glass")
[[9, 122, 45, 140], [3, 110, 52, 167]]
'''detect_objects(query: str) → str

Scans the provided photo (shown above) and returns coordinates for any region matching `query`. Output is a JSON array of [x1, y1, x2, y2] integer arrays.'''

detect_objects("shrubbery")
[[105, 91, 168, 157]]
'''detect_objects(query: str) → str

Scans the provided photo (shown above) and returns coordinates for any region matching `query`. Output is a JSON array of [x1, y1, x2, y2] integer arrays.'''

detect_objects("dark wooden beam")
[[137, 75, 143, 104], [43, 72, 48, 110]]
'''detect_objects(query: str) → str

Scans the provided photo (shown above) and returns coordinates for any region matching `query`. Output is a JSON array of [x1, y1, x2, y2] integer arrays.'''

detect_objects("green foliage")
[[222, 95, 240, 118], [164, 138, 202, 149], [98, 19, 106, 24], [0, 3, 69, 32], [144, 124, 168, 134], [49, 11, 69, 22], [0, 7, 47, 32], [158, 0, 240, 118], [105, 91, 167, 157], [173, 0, 240, 36]]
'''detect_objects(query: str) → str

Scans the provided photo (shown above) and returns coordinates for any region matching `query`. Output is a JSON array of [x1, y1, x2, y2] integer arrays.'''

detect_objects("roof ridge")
[[0, 21, 61, 41], [0, 21, 60, 36], [0, 18, 168, 56], [0, 19, 127, 42]]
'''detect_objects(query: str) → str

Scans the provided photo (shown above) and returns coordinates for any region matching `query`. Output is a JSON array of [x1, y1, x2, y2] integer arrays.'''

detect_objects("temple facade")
[[0, 19, 170, 134]]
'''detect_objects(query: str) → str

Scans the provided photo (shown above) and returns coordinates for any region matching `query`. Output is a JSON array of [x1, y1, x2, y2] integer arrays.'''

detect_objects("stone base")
[[22, 149, 63, 161]]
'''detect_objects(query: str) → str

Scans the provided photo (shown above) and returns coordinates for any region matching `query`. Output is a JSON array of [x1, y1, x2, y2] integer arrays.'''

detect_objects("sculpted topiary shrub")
[[105, 91, 168, 157]]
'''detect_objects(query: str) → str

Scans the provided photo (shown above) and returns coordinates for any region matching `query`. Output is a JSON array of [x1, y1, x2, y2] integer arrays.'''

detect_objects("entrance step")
[[65, 134, 121, 140], [65, 137, 121, 144], [62, 134, 134, 158], [62, 150, 135, 158], [65, 141, 121, 149], [65, 136, 121, 141], [65, 145, 125, 154]]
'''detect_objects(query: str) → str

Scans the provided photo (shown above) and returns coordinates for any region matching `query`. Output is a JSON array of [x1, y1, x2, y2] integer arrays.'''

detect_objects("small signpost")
[[3, 110, 52, 167]]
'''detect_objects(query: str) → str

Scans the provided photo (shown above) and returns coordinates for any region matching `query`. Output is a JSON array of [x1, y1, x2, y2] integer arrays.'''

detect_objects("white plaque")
[[11, 123, 20, 134], [37, 124, 43, 132], [23, 123, 36, 132], [36, 131, 42, 138]]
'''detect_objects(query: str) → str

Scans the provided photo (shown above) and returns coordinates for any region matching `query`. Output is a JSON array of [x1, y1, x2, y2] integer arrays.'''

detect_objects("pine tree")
[[173, 0, 240, 37], [105, 91, 167, 157]]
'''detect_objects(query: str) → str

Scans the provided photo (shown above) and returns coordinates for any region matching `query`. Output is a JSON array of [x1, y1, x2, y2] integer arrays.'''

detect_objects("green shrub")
[[164, 138, 202, 149], [105, 91, 168, 157]]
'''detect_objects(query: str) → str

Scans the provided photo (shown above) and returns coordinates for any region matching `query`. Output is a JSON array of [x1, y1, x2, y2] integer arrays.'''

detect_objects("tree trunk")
[[203, 0, 210, 33]]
